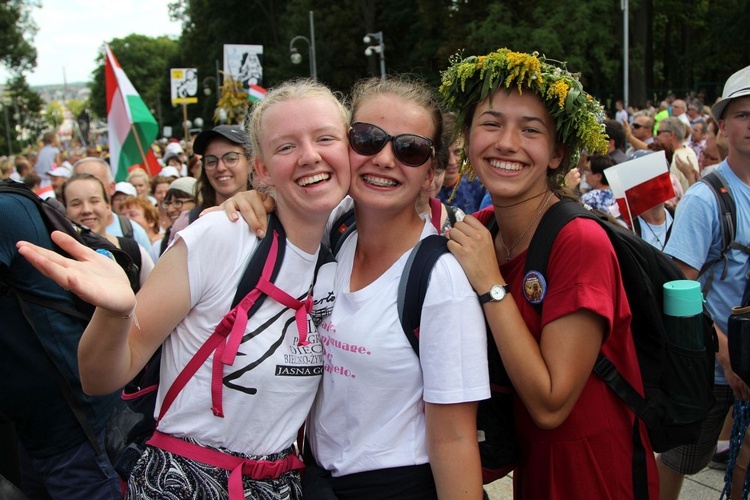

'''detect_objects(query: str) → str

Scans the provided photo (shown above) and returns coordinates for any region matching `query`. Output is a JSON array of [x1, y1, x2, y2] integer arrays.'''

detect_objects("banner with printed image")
[[223, 45, 264, 90]]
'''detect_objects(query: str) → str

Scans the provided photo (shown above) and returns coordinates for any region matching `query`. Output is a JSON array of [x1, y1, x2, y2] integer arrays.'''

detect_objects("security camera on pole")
[[363, 31, 385, 82]]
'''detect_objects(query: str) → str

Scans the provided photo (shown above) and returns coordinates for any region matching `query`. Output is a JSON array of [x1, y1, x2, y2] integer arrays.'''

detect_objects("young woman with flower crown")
[[440, 48, 659, 498]]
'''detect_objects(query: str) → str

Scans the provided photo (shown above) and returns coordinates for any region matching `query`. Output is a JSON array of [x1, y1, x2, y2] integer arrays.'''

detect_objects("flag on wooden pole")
[[105, 43, 161, 180], [604, 150, 675, 225]]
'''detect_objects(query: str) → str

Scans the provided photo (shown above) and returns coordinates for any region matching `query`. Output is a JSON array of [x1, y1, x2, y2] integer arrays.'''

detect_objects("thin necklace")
[[498, 191, 554, 261], [494, 190, 548, 209], [641, 217, 666, 251]]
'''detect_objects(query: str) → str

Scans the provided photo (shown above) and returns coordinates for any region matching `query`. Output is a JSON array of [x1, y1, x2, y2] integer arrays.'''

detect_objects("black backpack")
[[329, 211, 521, 483], [503, 199, 716, 498], [0, 180, 141, 458]]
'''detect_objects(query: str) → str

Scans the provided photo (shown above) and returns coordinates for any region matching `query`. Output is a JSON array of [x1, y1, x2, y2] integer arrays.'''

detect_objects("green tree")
[[5, 74, 44, 148], [44, 101, 63, 129], [88, 34, 179, 123], [0, 0, 38, 74]]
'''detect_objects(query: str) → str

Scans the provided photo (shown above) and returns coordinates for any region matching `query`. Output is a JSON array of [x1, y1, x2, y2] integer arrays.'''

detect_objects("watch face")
[[489, 285, 506, 301]]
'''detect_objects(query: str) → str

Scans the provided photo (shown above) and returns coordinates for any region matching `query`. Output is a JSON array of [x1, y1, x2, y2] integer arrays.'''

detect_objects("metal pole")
[[3, 104, 13, 156], [215, 59, 221, 97], [622, 0, 629, 108], [309, 11, 317, 80], [378, 32, 386, 82]]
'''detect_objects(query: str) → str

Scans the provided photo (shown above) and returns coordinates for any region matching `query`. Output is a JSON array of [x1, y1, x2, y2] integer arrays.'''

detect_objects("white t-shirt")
[[155, 212, 335, 456], [308, 216, 490, 477]]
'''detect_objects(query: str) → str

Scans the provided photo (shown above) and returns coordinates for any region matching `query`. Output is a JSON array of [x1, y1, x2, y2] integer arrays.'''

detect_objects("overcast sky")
[[2, 0, 182, 86]]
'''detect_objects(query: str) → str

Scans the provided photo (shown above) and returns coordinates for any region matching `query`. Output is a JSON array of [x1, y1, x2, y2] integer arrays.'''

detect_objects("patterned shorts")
[[126, 440, 302, 500]]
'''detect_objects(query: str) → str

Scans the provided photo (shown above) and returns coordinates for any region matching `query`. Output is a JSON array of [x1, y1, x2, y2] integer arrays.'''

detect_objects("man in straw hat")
[[659, 65, 750, 500]]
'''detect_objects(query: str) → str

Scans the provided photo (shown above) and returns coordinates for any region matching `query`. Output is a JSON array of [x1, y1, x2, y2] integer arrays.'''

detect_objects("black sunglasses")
[[348, 122, 435, 167], [632, 123, 647, 129]]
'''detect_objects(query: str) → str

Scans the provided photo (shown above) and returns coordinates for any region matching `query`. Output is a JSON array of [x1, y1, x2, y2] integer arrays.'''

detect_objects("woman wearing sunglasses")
[[18, 79, 351, 499], [223, 76, 489, 499]]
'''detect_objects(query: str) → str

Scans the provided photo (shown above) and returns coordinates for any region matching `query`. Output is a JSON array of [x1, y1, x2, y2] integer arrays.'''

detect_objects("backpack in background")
[[330, 212, 521, 483], [0, 180, 140, 461]]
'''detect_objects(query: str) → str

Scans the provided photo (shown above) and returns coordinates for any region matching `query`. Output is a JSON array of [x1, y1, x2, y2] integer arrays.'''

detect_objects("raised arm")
[[18, 231, 191, 394]]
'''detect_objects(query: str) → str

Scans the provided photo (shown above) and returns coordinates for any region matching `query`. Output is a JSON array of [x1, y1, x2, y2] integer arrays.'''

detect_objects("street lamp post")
[[363, 31, 386, 82], [289, 11, 317, 80]]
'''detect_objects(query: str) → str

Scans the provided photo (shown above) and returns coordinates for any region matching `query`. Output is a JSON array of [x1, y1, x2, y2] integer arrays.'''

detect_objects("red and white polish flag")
[[604, 150, 675, 225]]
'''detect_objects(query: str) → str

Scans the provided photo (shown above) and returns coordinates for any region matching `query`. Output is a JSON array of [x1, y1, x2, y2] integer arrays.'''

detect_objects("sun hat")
[[712, 65, 750, 120]]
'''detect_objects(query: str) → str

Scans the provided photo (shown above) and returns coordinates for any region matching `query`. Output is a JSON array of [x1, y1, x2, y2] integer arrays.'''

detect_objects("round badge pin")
[[522, 270, 547, 304]]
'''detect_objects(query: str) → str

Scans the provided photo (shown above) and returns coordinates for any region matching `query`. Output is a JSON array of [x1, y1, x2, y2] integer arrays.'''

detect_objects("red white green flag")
[[248, 84, 267, 103], [105, 44, 160, 180]]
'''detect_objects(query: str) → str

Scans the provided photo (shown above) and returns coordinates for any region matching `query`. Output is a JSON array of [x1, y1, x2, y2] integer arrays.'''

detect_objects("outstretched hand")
[[219, 190, 276, 237], [17, 231, 136, 316]]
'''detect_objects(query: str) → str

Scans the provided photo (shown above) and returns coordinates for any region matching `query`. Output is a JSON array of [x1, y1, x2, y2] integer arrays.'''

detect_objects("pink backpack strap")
[[157, 228, 316, 421], [428, 197, 442, 232], [148, 430, 305, 500]]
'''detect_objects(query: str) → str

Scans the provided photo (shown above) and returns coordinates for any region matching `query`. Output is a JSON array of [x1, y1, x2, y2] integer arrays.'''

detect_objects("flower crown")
[[439, 48, 608, 174]]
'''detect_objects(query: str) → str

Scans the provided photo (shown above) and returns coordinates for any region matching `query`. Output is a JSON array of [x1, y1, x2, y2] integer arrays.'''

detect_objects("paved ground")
[[483, 464, 728, 499]]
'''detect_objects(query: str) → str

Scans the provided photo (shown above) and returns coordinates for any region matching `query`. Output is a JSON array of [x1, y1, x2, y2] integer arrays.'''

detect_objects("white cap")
[[159, 166, 181, 178], [165, 142, 184, 154], [47, 166, 72, 178], [114, 182, 138, 197]]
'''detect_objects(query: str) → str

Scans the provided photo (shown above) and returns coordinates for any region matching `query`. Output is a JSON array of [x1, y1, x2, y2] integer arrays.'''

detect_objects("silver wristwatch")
[[478, 284, 510, 304]]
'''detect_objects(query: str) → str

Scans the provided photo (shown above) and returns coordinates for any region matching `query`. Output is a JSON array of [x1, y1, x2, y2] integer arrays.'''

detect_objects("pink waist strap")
[[147, 431, 305, 500]]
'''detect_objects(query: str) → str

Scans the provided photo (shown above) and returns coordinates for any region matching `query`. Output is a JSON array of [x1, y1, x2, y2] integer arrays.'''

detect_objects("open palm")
[[17, 231, 136, 316]]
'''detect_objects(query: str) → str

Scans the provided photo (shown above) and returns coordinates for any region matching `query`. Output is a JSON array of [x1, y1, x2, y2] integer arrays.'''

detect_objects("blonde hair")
[[350, 76, 443, 158], [248, 78, 350, 166], [127, 167, 151, 185]]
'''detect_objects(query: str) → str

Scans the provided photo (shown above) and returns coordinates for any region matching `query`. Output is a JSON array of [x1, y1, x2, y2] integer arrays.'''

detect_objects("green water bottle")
[[663, 280, 705, 350]]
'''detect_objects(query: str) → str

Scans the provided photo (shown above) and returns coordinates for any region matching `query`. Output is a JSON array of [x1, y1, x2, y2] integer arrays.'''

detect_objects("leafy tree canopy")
[[0, 0, 38, 74]]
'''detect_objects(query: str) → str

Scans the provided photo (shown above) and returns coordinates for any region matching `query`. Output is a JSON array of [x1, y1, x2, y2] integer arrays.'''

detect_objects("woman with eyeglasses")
[[18, 79, 352, 499], [166, 125, 254, 246], [222, 76, 489, 499], [158, 177, 197, 256]]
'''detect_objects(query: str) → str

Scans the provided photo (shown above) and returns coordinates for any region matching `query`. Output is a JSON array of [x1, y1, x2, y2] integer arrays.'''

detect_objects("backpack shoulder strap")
[[698, 171, 749, 292], [117, 214, 134, 239], [157, 213, 288, 422], [231, 213, 286, 309], [396, 235, 450, 357], [525, 199, 592, 315], [188, 205, 202, 225], [117, 236, 142, 272], [329, 208, 356, 257], [428, 197, 442, 232]]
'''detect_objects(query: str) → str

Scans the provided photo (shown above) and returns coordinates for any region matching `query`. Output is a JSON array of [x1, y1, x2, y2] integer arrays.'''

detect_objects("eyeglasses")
[[632, 123, 647, 130], [161, 198, 195, 210], [203, 151, 242, 170], [657, 129, 672, 135], [348, 122, 435, 167]]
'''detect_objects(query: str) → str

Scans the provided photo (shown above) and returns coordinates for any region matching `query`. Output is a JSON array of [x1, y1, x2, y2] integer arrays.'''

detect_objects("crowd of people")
[[1, 48, 749, 500]]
